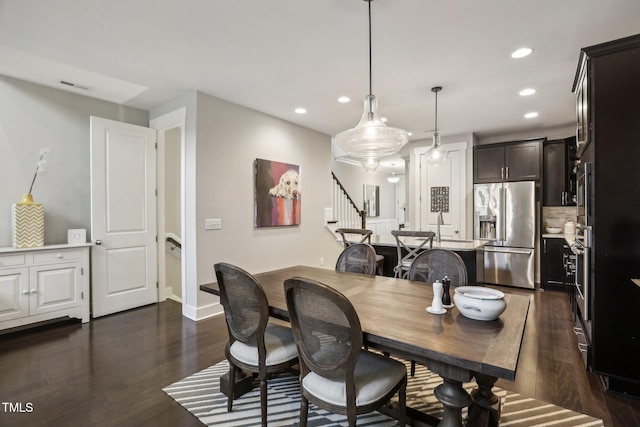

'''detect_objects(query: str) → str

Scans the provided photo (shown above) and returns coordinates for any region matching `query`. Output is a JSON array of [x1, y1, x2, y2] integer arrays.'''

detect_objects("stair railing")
[[331, 172, 366, 229]]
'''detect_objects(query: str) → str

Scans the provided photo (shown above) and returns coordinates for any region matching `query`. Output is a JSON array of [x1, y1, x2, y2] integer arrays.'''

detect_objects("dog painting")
[[255, 159, 301, 227]]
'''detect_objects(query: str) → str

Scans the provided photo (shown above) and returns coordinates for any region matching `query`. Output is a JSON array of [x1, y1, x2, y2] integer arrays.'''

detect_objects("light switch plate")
[[205, 218, 222, 230]]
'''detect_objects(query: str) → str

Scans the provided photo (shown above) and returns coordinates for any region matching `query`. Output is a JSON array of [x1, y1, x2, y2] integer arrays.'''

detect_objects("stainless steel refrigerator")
[[474, 181, 536, 289]]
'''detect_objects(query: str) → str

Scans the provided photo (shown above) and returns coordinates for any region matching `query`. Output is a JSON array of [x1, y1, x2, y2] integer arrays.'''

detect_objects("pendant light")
[[426, 86, 447, 166], [334, 0, 409, 172], [387, 163, 400, 183]]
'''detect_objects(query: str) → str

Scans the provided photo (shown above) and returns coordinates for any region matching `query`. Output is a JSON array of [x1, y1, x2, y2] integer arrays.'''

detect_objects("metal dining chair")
[[335, 243, 378, 276], [214, 262, 299, 427], [391, 230, 436, 279], [335, 228, 385, 275], [284, 277, 407, 427]]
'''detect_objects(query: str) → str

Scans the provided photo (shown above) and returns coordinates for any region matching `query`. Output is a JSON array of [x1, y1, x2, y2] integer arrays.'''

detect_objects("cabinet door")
[[505, 141, 540, 181], [29, 263, 82, 316], [542, 238, 566, 290], [474, 146, 505, 183], [543, 141, 567, 206], [0, 267, 29, 322]]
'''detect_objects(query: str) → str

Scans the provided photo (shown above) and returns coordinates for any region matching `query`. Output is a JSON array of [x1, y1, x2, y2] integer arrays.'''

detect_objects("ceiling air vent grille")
[[59, 80, 91, 91]]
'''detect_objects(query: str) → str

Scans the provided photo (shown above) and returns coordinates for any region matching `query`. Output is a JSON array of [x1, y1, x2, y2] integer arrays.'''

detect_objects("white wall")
[[152, 91, 342, 319], [0, 75, 148, 247]]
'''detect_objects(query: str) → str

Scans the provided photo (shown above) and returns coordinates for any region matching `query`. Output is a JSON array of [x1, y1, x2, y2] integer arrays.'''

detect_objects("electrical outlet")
[[205, 218, 222, 230]]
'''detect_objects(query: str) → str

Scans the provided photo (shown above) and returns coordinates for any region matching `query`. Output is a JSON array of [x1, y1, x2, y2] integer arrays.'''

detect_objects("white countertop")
[[0, 243, 93, 253], [368, 235, 485, 251], [542, 233, 575, 246]]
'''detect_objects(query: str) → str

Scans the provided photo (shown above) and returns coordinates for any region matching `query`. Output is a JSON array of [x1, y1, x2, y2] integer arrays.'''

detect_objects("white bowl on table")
[[454, 286, 506, 321], [545, 227, 563, 234]]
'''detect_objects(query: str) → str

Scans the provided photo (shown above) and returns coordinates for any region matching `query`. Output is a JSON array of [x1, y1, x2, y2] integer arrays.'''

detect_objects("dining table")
[[200, 265, 531, 427]]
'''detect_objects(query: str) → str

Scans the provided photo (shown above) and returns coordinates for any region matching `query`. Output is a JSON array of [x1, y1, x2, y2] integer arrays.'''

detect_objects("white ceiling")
[[1, 0, 639, 169]]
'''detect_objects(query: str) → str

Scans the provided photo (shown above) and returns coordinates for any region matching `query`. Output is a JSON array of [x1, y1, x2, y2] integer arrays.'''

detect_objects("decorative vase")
[[12, 193, 44, 248]]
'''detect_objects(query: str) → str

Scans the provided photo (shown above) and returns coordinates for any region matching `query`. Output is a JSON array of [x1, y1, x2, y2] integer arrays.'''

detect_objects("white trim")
[[150, 108, 188, 310]]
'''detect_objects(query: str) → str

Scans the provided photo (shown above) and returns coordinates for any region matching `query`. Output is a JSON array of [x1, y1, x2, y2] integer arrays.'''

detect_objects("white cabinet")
[[0, 244, 90, 331]]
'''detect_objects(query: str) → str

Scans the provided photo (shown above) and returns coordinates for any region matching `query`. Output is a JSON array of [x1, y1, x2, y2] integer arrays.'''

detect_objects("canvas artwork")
[[254, 159, 301, 227]]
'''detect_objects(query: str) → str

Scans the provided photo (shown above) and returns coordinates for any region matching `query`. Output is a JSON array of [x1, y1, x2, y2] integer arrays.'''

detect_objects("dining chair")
[[335, 228, 385, 275], [214, 262, 299, 427], [390, 230, 436, 279], [407, 248, 468, 287], [335, 243, 378, 276], [406, 249, 468, 376], [284, 277, 407, 427]]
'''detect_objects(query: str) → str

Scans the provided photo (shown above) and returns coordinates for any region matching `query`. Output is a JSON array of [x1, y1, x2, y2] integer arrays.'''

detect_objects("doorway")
[[150, 109, 186, 305], [413, 141, 468, 239]]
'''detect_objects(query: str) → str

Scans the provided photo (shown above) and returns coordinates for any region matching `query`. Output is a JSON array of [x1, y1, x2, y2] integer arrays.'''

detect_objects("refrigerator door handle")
[[484, 246, 534, 255], [501, 187, 508, 242]]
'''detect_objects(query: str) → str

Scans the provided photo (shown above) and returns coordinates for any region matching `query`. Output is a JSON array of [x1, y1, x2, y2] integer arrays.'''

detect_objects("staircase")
[[331, 172, 366, 230]]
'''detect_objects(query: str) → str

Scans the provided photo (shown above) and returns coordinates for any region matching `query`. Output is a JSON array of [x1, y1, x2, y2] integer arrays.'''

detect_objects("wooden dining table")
[[200, 265, 531, 427]]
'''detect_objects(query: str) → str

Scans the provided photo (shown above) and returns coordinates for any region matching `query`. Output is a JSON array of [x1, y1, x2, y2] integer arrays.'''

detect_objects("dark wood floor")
[[1, 290, 639, 426]]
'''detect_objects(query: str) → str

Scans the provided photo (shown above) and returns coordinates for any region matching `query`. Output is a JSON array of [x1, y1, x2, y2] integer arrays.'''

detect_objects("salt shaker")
[[442, 276, 453, 308], [431, 280, 443, 312]]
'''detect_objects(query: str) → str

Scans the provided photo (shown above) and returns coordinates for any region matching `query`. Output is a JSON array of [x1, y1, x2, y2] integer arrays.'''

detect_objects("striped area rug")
[[163, 360, 604, 426]]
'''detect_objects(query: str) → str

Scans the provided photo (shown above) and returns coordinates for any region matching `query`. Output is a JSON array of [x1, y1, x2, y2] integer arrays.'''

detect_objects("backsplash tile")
[[543, 206, 577, 228]]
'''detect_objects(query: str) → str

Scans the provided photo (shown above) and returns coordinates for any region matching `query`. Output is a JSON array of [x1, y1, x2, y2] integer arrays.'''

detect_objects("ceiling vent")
[[59, 80, 91, 91]]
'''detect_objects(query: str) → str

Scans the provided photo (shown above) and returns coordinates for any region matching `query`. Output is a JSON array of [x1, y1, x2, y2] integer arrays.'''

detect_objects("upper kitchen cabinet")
[[543, 136, 577, 206], [473, 139, 543, 183]]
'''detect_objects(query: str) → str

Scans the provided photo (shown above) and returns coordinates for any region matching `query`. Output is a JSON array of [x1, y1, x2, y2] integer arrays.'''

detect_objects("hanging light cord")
[[368, 0, 373, 97], [434, 89, 438, 132]]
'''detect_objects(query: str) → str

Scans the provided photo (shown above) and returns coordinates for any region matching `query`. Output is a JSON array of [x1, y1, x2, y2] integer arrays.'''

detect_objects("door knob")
[[95, 240, 102, 245]]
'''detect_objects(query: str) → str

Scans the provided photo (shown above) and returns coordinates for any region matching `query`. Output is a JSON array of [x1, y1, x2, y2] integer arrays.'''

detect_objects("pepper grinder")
[[442, 276, 453, 308]]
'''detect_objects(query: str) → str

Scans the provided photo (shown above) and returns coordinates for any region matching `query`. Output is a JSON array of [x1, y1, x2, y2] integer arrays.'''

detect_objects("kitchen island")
[[368, 235, 485, 284]]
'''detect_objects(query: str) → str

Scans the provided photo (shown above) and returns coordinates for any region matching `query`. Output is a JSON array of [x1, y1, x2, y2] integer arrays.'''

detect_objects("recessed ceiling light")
[[294, 107, 307, 114], [519, 88, 536, 96], [338, 96, 350, 103], [511, 47, 533, 59], [524, 112, 539, 119], [407, 132, 412, 137]]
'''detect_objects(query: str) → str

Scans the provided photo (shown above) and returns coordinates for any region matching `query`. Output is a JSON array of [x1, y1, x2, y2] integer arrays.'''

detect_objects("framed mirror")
[[363, 184, 380, 217]]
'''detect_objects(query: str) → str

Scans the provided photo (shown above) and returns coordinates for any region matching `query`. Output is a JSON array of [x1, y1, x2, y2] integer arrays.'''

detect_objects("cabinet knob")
[[30, 289, 37, 294], [22, 290, 30, 295], [57, 254, 63, 259], [95, 240, 102, 245]]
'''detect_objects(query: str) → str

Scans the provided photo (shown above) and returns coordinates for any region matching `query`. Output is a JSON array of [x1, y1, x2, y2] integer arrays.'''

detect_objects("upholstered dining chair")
[[284, 277, 407, 427], [406, 249, 468, 376], [390, 230, 436, 279], [335, 243, 378, 276], [335, 228, 385, 275], [214, 262, 299, 427]]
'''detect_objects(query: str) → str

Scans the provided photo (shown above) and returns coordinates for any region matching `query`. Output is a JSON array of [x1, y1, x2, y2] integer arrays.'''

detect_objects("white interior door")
[[90, 117, 158, 317], [417, 142, 467, 239]]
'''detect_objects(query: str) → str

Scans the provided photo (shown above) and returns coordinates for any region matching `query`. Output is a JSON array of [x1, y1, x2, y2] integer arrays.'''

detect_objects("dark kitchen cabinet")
[[474, 139, 543, 183], [541, 237, 573, 291], [572, 33, 640, 396], [543, 137, 577, 206]]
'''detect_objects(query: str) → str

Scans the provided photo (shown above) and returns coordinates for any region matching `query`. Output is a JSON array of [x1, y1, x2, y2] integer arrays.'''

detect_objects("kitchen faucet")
[[436, 210, 443, 243]]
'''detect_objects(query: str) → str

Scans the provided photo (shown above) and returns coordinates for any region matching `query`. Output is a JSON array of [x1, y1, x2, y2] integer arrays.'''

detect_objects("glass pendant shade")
[[426, 131, 447, 166], [361, 156, 380, 172], [335, 95, 409, 159], [387, 173, 400, 183]]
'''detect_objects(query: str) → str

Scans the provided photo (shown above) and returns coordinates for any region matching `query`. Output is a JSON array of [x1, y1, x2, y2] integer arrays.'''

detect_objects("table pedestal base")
[[467, 373, 501, 427], [428, 360, 473, 427]]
